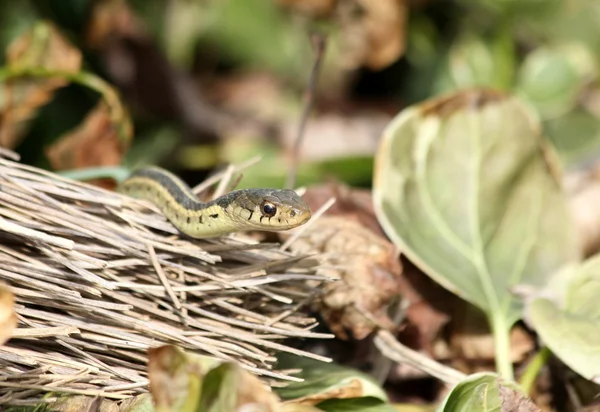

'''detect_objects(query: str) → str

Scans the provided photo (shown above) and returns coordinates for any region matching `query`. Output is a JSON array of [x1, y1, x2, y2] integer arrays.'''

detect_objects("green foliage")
[[373, 90, 579, 379], [528, 255, 600, 381], [437, 372, 530, 412], [276, 354, 388, 404]]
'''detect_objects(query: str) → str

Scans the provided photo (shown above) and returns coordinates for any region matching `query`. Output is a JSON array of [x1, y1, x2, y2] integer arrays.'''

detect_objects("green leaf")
[[527, 254, 600, 381], [276, 355, 388, 404], [317, 397, 397, 412], [437, 372, 536, 412], [199, 363, 239, 412], [516, 48, 582, 119], [440, 33, 515, 92], [372, 90, 579, 376]]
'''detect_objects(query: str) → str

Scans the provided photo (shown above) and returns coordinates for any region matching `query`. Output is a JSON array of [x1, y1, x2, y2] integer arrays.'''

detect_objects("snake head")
[[223, 188, 312, 231]]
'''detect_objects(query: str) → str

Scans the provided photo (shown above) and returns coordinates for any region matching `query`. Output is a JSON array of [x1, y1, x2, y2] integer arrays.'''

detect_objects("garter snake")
[[119, 167, 312, 238]]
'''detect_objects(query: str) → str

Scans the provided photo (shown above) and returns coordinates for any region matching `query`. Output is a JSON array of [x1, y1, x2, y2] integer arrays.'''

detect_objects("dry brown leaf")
[[1, 22, 82, 148], [278, 0, 407, 70], [353, 0, 407, 70], [0, 283, 17, 346], [289, 215, 402, 339], [302, 184, 452, 354], [498, 385, 541, 412], [45, 103, 126, 188]]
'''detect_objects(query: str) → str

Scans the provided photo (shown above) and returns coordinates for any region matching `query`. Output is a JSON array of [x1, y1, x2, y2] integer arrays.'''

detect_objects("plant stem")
[[491, 313, 514, 380], [519, 346, 551, 394]]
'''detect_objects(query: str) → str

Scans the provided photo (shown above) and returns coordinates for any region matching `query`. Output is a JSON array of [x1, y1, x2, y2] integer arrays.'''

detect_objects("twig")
[[374, 330, 466, 385], [285, 32, 327, 189]]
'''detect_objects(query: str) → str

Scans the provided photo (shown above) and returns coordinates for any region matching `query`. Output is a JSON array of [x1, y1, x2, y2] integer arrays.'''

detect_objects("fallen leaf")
[[1, 22, 82, 147], [288, 215, 403, 339], [45, 102, 128, 189], [301, 185, 451, 350], [353, 0, 408, 70], [278, 0, 407, 70]]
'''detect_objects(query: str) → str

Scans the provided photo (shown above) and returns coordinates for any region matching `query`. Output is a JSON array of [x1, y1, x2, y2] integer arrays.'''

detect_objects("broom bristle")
[[0, 154, 331, 406]]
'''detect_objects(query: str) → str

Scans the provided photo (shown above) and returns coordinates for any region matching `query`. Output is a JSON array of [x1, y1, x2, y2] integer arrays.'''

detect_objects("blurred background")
[[2, 0, 599, 189]]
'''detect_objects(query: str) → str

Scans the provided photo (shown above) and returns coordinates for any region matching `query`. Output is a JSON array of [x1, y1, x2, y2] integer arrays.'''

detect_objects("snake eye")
[[261, 202, 277, 217]]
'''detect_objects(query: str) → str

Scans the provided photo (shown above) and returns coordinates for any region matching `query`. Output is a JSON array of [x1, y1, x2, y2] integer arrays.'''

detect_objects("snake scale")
[[119, 167, 312, 238]]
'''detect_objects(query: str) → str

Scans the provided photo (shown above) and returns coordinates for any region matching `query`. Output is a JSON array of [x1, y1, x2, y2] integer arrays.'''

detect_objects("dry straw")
[[0, 152, 332, 406]]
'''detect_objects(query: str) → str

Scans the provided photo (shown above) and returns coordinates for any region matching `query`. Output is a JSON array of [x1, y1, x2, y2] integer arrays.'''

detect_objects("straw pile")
[[0, 151, 331, 406]]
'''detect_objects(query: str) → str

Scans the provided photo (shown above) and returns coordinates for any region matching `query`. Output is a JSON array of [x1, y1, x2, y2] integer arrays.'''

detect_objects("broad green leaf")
[[276, 355, 388, 404], [437, 372, 537, 412], [373, 89, 579, 328], [528, 253, 600, 381]]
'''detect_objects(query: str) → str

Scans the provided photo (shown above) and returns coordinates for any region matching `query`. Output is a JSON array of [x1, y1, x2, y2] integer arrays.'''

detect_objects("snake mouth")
[[290, 207, 312, 227], [286, 208, 312, 229]]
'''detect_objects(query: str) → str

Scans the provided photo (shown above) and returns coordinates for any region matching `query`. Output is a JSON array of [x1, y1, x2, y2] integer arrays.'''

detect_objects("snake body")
[[119, 167, 312, 238]]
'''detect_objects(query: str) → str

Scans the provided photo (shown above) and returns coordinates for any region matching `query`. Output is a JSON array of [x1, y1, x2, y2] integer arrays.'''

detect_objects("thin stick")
[[374, 330, 466, 385], [285, 32, 327, 189]]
